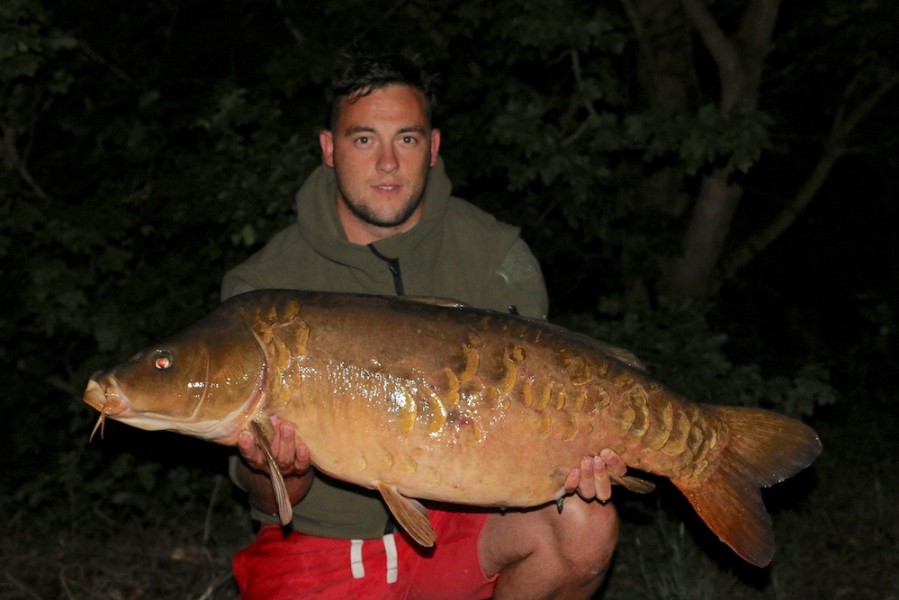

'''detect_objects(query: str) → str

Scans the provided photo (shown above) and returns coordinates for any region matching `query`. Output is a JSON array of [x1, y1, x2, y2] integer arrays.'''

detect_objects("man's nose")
[[377, 144, 398, 172]]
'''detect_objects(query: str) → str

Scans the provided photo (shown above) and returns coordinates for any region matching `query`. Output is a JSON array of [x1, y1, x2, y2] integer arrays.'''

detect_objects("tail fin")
[[672, 406, 822, 567]]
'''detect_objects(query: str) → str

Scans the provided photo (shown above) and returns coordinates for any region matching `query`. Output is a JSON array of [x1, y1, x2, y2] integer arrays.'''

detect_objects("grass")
[[0, 472, 246, 599]]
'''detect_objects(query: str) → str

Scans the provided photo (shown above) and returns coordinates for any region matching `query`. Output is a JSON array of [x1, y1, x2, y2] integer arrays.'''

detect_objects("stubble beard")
[[334, 168, 429, 229], [338, 188, 424, 228]]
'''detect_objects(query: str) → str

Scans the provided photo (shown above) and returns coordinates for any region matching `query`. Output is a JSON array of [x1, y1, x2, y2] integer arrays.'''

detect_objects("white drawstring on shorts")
[[349, 534, 399, 584]]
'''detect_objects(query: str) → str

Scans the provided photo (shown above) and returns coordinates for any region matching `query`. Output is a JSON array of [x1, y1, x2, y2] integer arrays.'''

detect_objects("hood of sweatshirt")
[[294, 158, 452, 273]]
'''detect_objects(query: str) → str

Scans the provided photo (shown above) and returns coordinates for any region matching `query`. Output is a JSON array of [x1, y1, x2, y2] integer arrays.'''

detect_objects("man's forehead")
[[344, 82, 425, 105], [337, 84, 429, 131], [343, 124, 428, 135]]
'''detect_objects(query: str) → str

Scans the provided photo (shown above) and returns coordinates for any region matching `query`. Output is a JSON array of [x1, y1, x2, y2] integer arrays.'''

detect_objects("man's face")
[[320, 84, 441, 244]]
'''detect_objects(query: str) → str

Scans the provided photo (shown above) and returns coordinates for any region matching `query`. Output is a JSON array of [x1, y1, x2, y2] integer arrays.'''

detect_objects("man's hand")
[[234, 416, 314, 514], [563, 449, 627, 503], [237, 415, 312, 477]]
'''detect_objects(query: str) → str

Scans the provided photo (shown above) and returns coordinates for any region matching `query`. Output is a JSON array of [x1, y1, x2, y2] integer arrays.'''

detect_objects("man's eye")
[[401, 136, 417, 144], [356, 136, 370, 145]]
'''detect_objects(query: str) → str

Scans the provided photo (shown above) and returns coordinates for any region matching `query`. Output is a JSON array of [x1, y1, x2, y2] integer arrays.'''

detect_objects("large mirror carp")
[[83, 290, 822, 567]]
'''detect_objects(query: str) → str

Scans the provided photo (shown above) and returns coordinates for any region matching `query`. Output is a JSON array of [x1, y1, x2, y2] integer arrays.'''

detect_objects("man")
[[223, 53, 625, 599]]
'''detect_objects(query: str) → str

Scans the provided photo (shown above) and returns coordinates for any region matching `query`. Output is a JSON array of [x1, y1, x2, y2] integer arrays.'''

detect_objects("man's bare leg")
[[479, 498, 618, 600]]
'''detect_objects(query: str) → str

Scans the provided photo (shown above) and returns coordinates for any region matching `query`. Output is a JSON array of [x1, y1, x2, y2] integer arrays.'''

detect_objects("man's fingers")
[[274, 421, 297, 466], [593, 457, 613, 502], [237, 421, 300, 474], [237, 429, 255, 451], [564, 453, 625, 501], [577, 456, 595, 499], [294, 442, 312, 472], [600, 448, 627, 478], [237, 430, 267, 471], [563, 467, 581, 494], [270, 421, 312, 475]]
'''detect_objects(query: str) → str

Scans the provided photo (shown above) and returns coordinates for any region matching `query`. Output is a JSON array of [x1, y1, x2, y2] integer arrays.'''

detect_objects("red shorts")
[[232, 506, 497, 599]]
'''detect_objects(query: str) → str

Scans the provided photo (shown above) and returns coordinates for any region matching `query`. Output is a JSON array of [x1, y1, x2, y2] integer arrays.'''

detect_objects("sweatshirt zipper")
[[367, 244, 405, 296]]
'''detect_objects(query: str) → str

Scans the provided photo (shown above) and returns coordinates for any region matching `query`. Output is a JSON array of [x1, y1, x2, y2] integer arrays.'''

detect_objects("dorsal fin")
[[593, 342, 646, 371], [403, 295, 469, 308]]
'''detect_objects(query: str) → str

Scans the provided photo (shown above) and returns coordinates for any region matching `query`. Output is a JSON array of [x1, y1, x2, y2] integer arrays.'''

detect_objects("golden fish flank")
[[620, 386, 650, 440], [459, 346, 480, 382], [443, 368, 461, 407], [82, 290, 822, 569], [641, 399, 675, 451], [560, 352, 591, 386], [440, 337, 642, 448], [560, 412, 579, 441], [427, 388, 449, 433]]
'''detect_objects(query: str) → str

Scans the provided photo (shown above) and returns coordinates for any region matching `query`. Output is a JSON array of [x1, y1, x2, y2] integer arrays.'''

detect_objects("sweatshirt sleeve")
[[490, 237, 549, 320], [220, 273, 256, 301]]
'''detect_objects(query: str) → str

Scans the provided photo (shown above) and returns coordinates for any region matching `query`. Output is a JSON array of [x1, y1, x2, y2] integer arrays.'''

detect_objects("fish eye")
[[154, 350, 174, 370]]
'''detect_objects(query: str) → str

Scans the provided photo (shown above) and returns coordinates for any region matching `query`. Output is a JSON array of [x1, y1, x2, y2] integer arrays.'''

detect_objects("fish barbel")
[[82, 290, 821, 566]]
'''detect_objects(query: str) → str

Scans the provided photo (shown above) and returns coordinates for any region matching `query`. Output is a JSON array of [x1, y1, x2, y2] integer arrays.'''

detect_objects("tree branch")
[[77, 39, 134, 84], [562, 49, 599, 147], [619, 0, 655, 65], [681, 0, 779, 113], [1, 121, 51, 199], [723, 70, 899, 278], [737, 0, 781, 58], [680, 0, 738, 77], [274, 0, 305, 45], [667, 0, 782, 300]]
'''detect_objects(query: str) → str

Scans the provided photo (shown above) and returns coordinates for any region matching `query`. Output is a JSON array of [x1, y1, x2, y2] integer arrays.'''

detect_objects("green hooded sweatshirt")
[[222, 159, 548, 539]]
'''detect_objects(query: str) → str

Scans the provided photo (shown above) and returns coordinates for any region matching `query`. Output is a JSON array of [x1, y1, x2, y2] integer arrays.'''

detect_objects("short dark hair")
[[326, 53, 438, 130]]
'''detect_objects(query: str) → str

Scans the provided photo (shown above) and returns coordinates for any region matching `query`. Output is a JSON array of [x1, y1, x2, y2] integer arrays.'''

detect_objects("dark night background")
[[1, 0, 897, 598]]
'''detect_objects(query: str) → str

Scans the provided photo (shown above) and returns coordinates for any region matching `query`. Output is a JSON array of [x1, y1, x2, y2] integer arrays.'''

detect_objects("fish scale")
[[83, 289, 821, 567]]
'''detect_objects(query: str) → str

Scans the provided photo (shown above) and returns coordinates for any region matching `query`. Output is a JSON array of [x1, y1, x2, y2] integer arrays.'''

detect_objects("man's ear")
[[319, 130, 335, 167], [429, 128, 441, 166]]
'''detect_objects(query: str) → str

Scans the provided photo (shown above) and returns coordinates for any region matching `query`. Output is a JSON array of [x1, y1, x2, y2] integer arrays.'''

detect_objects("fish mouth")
[[83, 373, 129, 414], [83, 373, 130, 440]]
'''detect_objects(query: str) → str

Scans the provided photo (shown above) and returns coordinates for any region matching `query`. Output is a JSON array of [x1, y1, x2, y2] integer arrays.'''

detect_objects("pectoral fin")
[[608, 470, 656, 494], [376, 482, 435, 547], [250, 419, 293, 526]]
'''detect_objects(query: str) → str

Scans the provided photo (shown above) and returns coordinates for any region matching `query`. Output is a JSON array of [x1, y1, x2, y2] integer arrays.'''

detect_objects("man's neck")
[[336, 198, 424, 245]]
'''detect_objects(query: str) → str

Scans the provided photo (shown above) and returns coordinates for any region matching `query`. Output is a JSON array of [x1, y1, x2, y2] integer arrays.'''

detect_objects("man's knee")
[[522, 499, 619, 594], [479, 499, 619, 598], [552, 498, 619, 578]]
